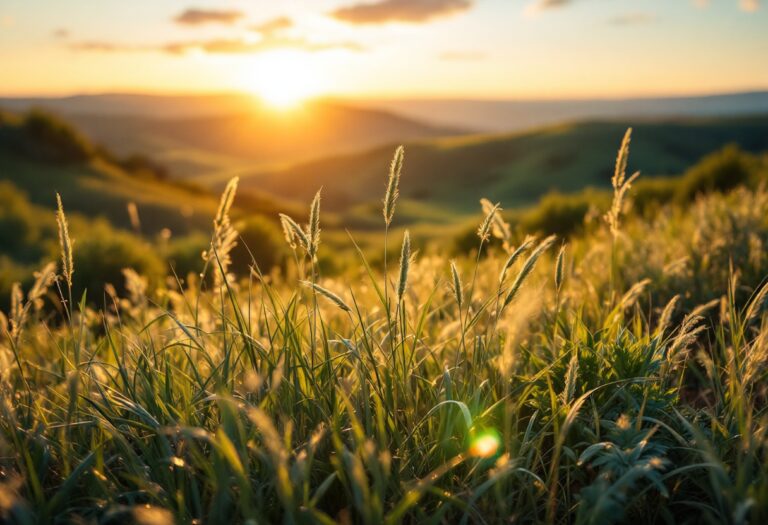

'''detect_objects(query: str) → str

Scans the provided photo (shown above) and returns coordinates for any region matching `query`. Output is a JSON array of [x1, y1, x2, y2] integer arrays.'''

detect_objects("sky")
[[1, 0, 767, 102]]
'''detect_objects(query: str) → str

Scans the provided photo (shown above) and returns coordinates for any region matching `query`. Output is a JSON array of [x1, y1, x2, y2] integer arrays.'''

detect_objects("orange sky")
[[1, 0, 767, 103]]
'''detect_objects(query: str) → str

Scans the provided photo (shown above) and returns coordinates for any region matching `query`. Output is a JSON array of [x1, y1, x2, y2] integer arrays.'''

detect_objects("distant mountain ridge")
[[0, 93, 261, 119], [352, 91, 768, 132]]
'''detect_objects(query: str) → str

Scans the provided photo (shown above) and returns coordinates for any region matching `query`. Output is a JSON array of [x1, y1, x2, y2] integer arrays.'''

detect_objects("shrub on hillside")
[[20, 110, 94, 163], [64, 220, 164, 300], [0, 256, 29, 312], [231, 216, 288, 274], [0, 182, 40, 253], [520, 189, 610, 237], [166, 217, 287, 282], [114, 153, 169, 181], [165, 233, 208, 279], [451, 219, 509, 255], [631, 176, 678, 215], [675, 145, 760, 202], [456, 146, 766, 250]]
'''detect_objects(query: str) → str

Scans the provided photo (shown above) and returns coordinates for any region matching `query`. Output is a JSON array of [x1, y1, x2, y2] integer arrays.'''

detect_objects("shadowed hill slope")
[[0, 109, 290, 236]]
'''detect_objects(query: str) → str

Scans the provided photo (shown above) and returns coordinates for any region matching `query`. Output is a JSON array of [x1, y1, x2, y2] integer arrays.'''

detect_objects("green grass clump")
[[2, 133, 768, 525]]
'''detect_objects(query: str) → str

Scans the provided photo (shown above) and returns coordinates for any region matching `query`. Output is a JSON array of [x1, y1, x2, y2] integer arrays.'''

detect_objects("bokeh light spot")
[[469, 431, 501, 458]]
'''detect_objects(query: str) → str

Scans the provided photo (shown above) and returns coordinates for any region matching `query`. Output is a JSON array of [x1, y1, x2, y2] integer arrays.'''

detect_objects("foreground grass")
[[1, 132, 768, 524]]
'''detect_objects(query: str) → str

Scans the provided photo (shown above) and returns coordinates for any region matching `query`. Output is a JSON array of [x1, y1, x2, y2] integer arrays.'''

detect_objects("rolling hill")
[[0, 109, 288, 237], [0, 94, 465, 181], [240, 115, 768, 222]]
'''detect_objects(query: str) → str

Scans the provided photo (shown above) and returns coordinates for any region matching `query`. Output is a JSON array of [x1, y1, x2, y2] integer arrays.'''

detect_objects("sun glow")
[[240, 50, 326, 109]]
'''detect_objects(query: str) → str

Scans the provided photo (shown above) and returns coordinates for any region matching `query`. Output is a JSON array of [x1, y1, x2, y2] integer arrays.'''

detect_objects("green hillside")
[[0, 109, 301, 236], [242, 116, 768, 220], [0, 110, 219, 235], [0, 109, 315, 303], [1, 97, 464, 181]]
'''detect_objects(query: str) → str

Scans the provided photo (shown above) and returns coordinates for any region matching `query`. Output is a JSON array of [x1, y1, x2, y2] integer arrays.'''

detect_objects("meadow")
[[1, 127, 768, 525]]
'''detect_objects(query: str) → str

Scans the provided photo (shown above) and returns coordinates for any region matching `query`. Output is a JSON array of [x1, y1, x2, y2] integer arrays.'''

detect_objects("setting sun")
[[240, 50, 326, 108]]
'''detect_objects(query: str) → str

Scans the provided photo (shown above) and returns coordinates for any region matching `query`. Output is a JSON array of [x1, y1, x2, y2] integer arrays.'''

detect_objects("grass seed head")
[[55, 193, 74, 287], [481, 197, 512, 245], [499, 236, 536, 284], [384, 145, 404, 225], [280, 215, 297, 250], [203, 177, 239, 287], [397, 230, 412, 302], [605, 128, 640, 238], [279, 213, 310, 253], [308, 188, 322, 258], [301, 280, 351, 312], [555, 243, 567, 292], [477, 201, 499, 242], [450, 260, 463, 308], [503, 235, 557, 309]]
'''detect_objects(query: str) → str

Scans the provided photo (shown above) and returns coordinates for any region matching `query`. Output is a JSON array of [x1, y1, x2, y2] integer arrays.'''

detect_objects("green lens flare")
[[469, 431, 501, 458]]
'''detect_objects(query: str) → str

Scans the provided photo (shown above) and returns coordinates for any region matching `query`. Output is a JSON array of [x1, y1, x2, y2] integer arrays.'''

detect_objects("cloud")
[[331, 0, 473, 24], [163, 36, 362, 54], [607, 12, 657, 25], [68, 41, 147, 52], [173, 8, 244, 25], [530, 0, 757, 14], [740, 0, 760, 11], [439, 50, 486, 61], [52, 28, 70, 39], [527, 0, 572, 12], [68, 35, 362, 55], [251, 16, 294, 35]]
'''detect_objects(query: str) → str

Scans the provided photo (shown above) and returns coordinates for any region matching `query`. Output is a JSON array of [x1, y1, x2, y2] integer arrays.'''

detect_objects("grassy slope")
[[243, 115, 768, 218], [0, 107, 314, 237], [0, 152, 219, 235], [45, 102, 466, 181]]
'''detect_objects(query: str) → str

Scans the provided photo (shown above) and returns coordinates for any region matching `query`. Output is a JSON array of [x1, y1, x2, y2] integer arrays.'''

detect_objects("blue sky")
[[1, 0, 766, 99]]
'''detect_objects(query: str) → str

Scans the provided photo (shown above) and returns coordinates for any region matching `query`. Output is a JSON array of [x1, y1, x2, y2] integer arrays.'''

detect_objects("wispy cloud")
[[250, 16, 293, 35], [69, 9, 360, 56], [530, 0, 757, 14], [174, 8, 244, 26], [163, 36, 363, 54], [331, 0, 473, 24], [607, 12, 657, 25], [68, 41, 141, 52], [52, 28, 69, 39], [527, 0, 572, 13], [68, 35, 362, 55], [439, 50, 486, 61]]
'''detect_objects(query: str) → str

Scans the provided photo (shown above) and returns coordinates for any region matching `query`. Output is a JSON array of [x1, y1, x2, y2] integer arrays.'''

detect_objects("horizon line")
[[2, 87, 768, 104]]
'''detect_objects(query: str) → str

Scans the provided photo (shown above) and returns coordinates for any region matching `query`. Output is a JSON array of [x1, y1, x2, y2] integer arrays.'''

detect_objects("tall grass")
[[1, 132, 768, 524]]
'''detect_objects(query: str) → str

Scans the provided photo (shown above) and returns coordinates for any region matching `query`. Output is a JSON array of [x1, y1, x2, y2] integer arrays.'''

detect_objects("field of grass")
[[1, 130, 768, 524]]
